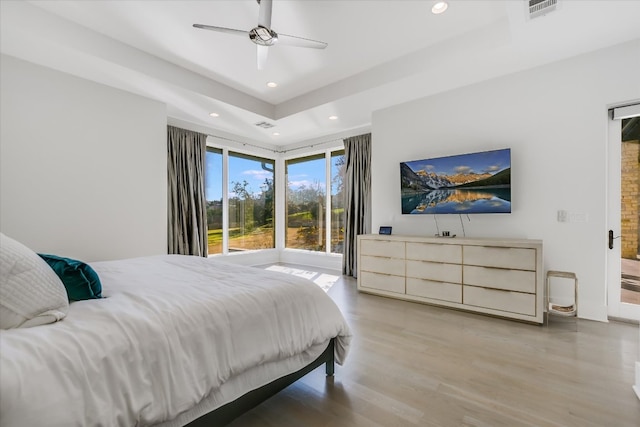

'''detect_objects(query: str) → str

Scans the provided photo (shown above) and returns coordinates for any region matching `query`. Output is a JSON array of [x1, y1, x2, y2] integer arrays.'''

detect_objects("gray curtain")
[[167, 126, 208, 257], [342, 133, 372, 277]]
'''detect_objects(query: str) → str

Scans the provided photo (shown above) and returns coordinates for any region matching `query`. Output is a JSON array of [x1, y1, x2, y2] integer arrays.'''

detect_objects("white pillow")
[[0, 233, 69, 329]]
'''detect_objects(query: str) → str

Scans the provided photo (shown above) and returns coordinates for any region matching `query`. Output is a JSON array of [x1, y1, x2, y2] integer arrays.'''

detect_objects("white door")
[[607, 104, 640, 321]]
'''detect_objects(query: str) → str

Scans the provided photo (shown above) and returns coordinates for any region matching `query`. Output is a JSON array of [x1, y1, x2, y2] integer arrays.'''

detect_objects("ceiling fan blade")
[[257, 45, 269, 70], [257, 0, 273, 29], [193, 24, 249, 38], [277, 33, 328, 49]]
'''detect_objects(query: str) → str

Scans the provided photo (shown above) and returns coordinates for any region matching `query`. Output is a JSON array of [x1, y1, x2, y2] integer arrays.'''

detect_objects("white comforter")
[[0, 255, 351, 426]]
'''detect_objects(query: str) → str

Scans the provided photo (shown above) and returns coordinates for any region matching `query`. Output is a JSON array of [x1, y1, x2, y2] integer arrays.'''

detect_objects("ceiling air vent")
[[254, 121, 275, 129], [527, 0, 558, 19]]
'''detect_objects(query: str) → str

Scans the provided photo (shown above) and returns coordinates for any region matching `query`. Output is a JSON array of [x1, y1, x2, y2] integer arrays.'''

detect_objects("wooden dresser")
[[357, 234, 544, 324]]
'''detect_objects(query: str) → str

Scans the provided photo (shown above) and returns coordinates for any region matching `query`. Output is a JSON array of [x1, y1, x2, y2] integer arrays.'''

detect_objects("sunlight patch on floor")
[[265, 265, 339, 292]]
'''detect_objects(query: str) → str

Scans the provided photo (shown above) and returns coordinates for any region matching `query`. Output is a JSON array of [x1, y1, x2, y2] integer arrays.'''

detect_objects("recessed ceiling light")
[[209, 112, 220, 118], [272, 132, 280, 136], [432, 1, 448, 14], [328, 115, 338, 120], [266, 81, 278, 88]]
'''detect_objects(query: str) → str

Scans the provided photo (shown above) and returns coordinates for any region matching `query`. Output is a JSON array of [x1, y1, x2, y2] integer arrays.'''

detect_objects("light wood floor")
[[228, 264, 640, 427]]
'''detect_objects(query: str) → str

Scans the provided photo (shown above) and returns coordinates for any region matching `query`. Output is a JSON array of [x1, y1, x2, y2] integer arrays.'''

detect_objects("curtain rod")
[[205, 133, 345, 154]]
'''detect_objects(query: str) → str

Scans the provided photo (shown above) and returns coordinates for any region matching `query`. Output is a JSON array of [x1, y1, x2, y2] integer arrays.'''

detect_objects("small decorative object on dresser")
[[379, 226, 392, 235], [357, 234, 544, 324]]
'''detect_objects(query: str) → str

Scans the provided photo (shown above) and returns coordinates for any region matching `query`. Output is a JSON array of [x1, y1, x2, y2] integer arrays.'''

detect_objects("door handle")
[[608, 230, 620, 249]]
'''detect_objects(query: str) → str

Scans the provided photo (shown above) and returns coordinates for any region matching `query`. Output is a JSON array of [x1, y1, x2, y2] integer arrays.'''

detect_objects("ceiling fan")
[[193, 0, 328, 70]]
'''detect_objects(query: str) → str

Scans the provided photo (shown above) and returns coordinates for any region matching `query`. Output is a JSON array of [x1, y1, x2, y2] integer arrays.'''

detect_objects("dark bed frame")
[[186, 338, 336, 426]]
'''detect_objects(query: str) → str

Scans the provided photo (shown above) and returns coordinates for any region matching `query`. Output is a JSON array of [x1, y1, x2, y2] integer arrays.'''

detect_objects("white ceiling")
[[2, 1, 640, 147]]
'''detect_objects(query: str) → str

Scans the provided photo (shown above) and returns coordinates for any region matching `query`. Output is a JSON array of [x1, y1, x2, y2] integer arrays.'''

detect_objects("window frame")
[[205, 136, 344, 258], [227, 150, 276, 252], [205, 147, 224, 255], [285, 153, 327, 252], [283, 148, 345, 255]]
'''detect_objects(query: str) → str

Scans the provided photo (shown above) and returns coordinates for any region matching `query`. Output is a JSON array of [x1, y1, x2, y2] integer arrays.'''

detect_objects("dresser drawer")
[[360, 271, 405, 294], [406, 260, 462, 284], [360, 239, 405, 258], [406, 278, 462, 303], [463, 265, 536, 293], [463, 246, 536, 271], [406, 242, 462, 263], [361, 255, 405, 276], [464, 286, 536, 316]]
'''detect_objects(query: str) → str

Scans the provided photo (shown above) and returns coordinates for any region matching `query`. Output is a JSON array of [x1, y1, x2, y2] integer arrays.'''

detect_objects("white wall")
[[371, 40, 640, 322], [0, 55, 167, 261]]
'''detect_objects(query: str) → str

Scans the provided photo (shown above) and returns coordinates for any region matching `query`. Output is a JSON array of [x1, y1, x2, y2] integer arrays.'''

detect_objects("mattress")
[[0, 255, 351, 426]]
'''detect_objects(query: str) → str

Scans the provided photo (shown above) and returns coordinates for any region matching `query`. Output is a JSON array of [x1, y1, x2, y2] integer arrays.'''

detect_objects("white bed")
[[0, 253, 351, 426]]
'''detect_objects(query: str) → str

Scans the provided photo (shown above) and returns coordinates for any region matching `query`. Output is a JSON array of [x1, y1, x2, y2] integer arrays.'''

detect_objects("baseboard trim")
[[607, 316, 640, 325]]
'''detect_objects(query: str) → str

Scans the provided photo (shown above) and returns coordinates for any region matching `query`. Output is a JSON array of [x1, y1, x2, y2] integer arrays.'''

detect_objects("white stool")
[[546, 270, 578, 322]]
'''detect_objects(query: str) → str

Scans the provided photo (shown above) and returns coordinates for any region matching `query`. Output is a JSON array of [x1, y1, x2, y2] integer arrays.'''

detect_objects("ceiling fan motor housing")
[[249, 26, 278, 46]]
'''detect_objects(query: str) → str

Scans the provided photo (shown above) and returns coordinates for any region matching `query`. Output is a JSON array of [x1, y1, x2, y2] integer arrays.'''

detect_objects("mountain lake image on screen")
[[400, 148, 511, 214]]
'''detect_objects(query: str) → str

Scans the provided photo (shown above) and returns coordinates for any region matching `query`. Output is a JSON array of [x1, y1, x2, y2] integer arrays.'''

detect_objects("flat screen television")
[[400, 148, 511, 214]]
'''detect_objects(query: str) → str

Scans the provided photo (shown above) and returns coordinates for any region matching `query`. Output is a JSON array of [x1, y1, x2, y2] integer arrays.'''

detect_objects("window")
[[228, 152, 275, 251], [286, 154, 326, 251], [205, 148, 223, 255], [330, 150, 345, 253], [285, 149, 345, 253], [205, 142, 343, 257]]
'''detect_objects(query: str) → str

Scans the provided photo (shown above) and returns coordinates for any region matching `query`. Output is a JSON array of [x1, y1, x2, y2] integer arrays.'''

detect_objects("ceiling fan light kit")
[[193, 0, 327, 69]]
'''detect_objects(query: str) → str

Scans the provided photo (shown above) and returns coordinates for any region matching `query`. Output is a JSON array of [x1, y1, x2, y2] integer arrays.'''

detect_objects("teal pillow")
[[37, 254, 102, 301]]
